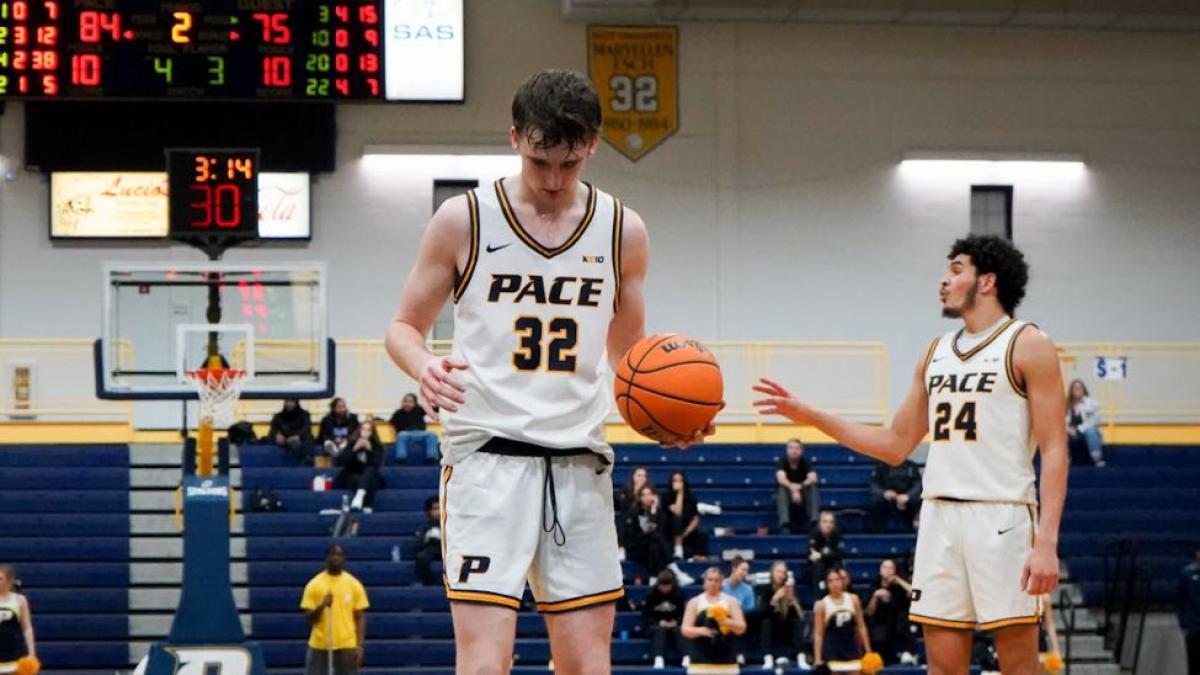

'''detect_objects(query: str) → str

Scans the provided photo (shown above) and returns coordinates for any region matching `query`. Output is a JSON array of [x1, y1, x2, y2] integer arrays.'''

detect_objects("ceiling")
[[561, 0, 1200, 31]]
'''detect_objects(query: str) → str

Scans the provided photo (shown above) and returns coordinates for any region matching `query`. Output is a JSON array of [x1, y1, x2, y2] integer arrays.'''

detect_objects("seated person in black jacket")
[[643, 568, 687, 668], [869, 459, 922, 532], [390, 392, 439, 465], [332, 418, 385, 512], [318, 397, 360, 457], [269, 399, 313, 465], [758, 560, 809, 669], [414, 496, 442, 586], [865, 559, 915, 665], [623, 485, 674, 579], [809, 511, 844, 591]]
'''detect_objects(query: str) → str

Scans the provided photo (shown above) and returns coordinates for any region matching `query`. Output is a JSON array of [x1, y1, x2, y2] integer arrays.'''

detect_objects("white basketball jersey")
[[922, 317, 1037, 504], [441, 179, 622, 464]]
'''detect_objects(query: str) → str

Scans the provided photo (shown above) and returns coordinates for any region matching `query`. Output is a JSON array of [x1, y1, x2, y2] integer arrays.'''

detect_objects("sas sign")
[[385, 0, 464, 101]]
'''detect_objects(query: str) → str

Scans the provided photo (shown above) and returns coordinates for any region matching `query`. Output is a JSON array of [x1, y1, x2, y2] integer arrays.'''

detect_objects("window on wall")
[[431, 179, 479, 341], [970, 185, 1012, 239]]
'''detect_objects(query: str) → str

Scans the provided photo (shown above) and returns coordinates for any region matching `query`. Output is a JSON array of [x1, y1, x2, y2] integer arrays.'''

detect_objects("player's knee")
[[459, 664, 505, 675]]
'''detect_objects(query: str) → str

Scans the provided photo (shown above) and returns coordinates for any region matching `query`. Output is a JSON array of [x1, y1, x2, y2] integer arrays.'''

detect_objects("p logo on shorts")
[[458, 555, 492, 583]]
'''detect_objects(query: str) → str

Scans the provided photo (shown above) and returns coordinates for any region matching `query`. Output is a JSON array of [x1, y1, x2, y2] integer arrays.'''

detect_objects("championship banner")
[[588, 26, 679, 162]]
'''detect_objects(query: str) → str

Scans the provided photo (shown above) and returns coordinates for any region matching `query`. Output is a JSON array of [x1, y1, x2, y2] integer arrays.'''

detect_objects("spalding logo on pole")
[[589, 26, 679, 162]]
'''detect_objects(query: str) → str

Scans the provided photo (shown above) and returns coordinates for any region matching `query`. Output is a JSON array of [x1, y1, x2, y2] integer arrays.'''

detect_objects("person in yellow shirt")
[[300, 545, 369, 675]]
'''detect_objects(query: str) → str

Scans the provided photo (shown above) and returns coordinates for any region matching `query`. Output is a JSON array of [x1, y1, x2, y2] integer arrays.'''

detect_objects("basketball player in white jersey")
[[385, 70, 705, 674], [753, 235, 1068, 674]]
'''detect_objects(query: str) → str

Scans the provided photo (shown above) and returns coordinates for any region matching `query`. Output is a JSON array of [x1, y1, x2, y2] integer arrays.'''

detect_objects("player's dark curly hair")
[[511, 69, 602, 151], [948, 235, 1029, 316]]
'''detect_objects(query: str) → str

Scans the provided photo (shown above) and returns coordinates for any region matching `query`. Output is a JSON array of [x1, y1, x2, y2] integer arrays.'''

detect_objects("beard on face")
[[941, 279, 979, 319]]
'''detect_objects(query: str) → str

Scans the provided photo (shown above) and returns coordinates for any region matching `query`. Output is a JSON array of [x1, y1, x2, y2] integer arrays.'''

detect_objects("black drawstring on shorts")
[[541, 454, 567, 547], [476, 437, 594, 549]]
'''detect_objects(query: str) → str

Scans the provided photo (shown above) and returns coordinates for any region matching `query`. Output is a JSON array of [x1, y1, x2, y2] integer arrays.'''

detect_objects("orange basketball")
[[615, 333, 724, 443]]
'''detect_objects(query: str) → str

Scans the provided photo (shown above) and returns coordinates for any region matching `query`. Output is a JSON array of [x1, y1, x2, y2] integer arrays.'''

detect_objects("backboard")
[[96, 262, 333, 400]]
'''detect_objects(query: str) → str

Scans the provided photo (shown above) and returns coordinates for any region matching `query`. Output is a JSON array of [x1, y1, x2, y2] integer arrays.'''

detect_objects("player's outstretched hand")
[[1021, 543, 1060, 596], [752, 378, 812, 423], [662, 421, 717, 450], [419, 356, 468, 420]]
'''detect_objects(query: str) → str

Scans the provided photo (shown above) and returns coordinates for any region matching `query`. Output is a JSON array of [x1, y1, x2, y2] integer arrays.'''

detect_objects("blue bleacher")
[[0, 445, 132, 672]]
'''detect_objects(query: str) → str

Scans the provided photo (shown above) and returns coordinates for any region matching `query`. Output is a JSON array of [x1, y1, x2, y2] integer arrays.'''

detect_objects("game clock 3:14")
[[167, 149, 259, 238]]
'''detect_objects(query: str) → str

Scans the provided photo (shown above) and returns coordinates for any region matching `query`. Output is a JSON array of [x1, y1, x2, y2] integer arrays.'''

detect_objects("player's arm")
[[852, 595, 871, 653], [754, 354, 931, 466], [727, 600, 747, 636], [606, 206, 648, 370], [680, 597, 708, 639], [1016, 327, 1068, 596], [18, 595, 35, 659], [812, 601, 826, 665], [384, 196, 471, 419]]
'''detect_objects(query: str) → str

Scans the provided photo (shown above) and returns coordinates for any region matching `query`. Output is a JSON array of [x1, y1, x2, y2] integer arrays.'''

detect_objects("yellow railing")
[[235, 339, 892, 426], [0, 339, 134, 421], [3, 338, 1195, 427], [1058, 342, 1200, 427]]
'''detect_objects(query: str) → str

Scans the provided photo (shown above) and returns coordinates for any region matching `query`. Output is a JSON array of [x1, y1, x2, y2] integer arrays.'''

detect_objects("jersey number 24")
[[933, 401, 978, 442]]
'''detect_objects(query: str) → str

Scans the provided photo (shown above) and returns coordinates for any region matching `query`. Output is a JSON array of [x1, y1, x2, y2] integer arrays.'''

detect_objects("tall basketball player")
[[753, 235, 1068, 675], [385, 70, 705, 674]]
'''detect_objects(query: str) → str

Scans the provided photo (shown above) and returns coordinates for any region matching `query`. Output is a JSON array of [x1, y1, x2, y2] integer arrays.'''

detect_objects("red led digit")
[[12, 1, 27, 20], [36, 25, 56, 45], [80, 11, 121, 42], [252, 12, 291, 45], [71, 53, 101, 85], [334, 28, 348, 48], [363, 28, 378, 47], [358, 53, 377, 73], [334, 52, 347, 73], [190, 185, 213, 227], [334, 5, 348, 22], [334, 78, 348, 96], [358, 5, 377, 23], [42, 1, 58, 20], [367, 77, 378, 97], [214, 185, 241, 228], [42, 73, 56, 95], [262, 56, 291, 87]]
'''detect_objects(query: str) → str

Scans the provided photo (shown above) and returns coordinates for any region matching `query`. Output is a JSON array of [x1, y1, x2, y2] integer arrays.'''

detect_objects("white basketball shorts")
[[439, 446, 624, 612], [909, 498, 1042, 631]]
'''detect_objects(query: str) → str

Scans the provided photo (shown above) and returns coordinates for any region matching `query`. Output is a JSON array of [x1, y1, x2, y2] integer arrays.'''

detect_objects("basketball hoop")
[[185, 367, 246, 430]]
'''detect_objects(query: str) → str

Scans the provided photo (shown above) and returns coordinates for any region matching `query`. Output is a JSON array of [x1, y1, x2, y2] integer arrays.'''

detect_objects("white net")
[[187, 368, 246, 429]]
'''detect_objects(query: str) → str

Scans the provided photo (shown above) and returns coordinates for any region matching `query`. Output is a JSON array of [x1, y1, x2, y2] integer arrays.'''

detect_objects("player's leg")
[[450, 603, 518, 675], [531, 453, 624, 673], [920, 626, 974, 675], [992, 623, 1040, 675], [441, 453, 540, 673], [968, 502, 1041, 673], [544, 603, 616, 674]]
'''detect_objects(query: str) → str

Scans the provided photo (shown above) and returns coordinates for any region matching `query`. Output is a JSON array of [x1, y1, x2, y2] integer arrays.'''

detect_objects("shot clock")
[[167, 149, 259, 256]]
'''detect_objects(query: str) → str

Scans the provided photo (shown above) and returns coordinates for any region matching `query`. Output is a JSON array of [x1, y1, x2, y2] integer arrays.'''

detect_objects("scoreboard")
[[0, 0, 463, 101]]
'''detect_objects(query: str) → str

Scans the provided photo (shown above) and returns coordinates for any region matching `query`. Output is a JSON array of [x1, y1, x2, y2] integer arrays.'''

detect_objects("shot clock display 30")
[[167, 149, 258, 240], [0, 0, 464, 101]]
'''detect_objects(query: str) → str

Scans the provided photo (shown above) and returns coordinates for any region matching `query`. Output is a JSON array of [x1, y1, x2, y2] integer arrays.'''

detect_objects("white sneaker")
[[900, 651, 917, 665], [323, 440, 337, 455], [797, 653, 812, 670], [350, 489, 365, 511], [674, 544, 685, 559], [653, 656, 665, 669], [681, 656, 690, 668], [762, 655, 773, 669], [547, 659, 554, 671], [668, 562, 695, 586], [737, 654, 745, 666]]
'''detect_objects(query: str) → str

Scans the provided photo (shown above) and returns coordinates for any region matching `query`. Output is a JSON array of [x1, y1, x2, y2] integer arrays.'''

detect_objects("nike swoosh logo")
[[997, 526, 1017, 535], [485, 243, 511, 253]]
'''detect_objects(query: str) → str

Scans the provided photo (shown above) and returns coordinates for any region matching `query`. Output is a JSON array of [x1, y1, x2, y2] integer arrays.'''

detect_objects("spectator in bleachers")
[[682, 567, 747, 673], [414, 497, 441, 586], [668, 471, 709, 560], [300, 544, 369, 675], [722, 556, 757, 666], [318, 397, 360, 458], [643, 568, 687, 669], [1067, 379, 1104, 466], [624, 485, 675, 580], [332, 418, 385, 512], [809, 511, 845, 591], [868, 459, 922, 533], [618, 466, 652, 514], [390, 393, 439, 465], [865, 559, 915, 666], [0, 564, 36, 672], [270, 398, 314, 465], [775, 438, 819, 534], [1179, 547, 1200, 675], [758, 560, 808, 670], [814, 567, 871, 675]]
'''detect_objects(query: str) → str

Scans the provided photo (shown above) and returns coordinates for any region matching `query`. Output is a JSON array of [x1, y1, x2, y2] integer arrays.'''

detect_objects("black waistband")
[[478, 437, 594, 458]]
